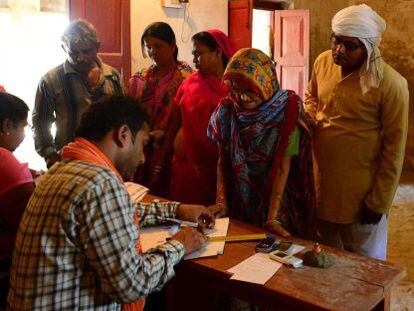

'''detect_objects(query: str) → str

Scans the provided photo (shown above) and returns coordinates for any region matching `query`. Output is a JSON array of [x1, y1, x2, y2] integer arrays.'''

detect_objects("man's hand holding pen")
[[169, 204, 216, 255]]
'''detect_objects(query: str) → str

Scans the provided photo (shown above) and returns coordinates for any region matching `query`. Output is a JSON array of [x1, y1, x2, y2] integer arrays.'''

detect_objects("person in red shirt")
[[0, 93, 35, 306]]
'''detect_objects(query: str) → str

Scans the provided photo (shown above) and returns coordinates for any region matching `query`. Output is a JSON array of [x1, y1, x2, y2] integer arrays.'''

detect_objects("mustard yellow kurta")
[[305, 50, 409, 224]]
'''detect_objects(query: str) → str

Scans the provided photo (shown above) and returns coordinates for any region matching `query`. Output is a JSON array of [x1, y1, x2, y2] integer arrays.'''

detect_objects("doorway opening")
[[252, 9, 271, 56], [252, 0, 293, 58], [0, 0, 69, 170], [250, 1, 309, 99]]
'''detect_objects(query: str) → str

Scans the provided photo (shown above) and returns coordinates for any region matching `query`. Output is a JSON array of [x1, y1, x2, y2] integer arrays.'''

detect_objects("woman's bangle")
[[265, 219, 282, 226], [153, 165, 163, 174]]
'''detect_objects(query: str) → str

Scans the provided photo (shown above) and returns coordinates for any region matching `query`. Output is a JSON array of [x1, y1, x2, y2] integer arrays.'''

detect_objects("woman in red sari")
[[129, 22, 193, 196], [169, 30, 236, 205]]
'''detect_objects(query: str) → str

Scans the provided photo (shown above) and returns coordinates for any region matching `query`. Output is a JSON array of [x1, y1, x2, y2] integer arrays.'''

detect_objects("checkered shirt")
[[8, 160, 185, 310]]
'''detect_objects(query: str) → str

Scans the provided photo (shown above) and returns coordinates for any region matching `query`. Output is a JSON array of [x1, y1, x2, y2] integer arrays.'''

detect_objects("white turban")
[[332, 4, 386, 94]]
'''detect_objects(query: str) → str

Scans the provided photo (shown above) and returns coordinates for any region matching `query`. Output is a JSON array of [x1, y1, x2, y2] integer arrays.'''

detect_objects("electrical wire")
[[180, 2, 191, 43]]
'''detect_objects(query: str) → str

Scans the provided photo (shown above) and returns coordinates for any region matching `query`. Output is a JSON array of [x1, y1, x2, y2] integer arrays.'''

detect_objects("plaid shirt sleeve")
[[134, 199, 180, 227], [78, 177, 184, 303]]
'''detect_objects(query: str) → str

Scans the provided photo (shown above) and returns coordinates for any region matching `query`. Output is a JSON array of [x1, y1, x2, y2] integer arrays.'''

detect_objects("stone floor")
[[388, 171, 414, 310]]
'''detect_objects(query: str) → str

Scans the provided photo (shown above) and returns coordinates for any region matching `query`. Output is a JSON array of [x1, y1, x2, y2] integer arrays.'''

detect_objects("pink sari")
[[169, 29, 236, 205], [170, 73, 228, 205]]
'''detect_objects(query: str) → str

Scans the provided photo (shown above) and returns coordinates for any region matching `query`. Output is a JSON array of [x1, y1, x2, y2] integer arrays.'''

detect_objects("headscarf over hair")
[[205, 29, 237, 59], [223, 48, 279, 102], [332, 4, 386, 94]]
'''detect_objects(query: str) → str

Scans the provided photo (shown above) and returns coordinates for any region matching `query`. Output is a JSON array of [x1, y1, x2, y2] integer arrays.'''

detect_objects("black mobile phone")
[[255, 237, 280, 253]]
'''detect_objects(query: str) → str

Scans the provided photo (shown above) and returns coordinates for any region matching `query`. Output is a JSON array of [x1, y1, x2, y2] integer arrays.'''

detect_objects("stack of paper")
[[125, 182, 149, 203], [227, 253, 282, 284], [139, 218, 230, 260]]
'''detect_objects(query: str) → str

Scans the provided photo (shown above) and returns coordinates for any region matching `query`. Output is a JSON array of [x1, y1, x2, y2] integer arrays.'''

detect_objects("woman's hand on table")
[[264, 219, 291, 237], [207, 203, 228, 218]]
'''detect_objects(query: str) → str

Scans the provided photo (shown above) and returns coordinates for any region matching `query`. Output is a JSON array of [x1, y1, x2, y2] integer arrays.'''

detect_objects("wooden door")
[[273, 10, 309, 99], [69, 0, 131, 85], [228, 0, 253, 51]]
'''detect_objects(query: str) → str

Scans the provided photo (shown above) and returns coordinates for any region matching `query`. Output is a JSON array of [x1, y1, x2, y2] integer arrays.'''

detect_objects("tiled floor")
[[388, 171, 414, 310]]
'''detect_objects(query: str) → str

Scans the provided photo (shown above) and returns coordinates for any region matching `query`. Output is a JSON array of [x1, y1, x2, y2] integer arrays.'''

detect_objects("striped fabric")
[[8, 160, 184, 310]]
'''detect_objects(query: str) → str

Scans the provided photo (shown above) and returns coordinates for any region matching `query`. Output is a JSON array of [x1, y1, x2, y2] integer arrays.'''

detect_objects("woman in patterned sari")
[[129, 22, 193, 196], [208, 48, 316, 238]]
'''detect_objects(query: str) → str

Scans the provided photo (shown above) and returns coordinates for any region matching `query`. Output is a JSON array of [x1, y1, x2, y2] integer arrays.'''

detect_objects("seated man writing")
[[8, 95, 214, 310]]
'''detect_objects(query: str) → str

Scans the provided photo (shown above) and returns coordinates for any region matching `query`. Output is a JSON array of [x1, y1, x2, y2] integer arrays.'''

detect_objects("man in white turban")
[[305, 4, 409, 260]]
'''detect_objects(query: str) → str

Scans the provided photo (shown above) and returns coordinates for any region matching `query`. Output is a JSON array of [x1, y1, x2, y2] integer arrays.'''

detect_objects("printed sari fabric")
[[129, 61, 193, 131], [129, 61, 193, 196], [208, 48, 316, 238]]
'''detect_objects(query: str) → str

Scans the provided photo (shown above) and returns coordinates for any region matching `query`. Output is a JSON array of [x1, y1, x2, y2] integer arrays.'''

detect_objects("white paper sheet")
[[139, 218, 230, 259], [227, 253, 282, 285], [184, 217, 229, 260], [125, 182, 149, 203], [140, 225, 180, 252]]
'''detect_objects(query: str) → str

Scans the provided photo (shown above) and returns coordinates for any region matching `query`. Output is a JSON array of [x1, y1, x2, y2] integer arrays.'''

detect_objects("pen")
[[165, 218, 199, 228]]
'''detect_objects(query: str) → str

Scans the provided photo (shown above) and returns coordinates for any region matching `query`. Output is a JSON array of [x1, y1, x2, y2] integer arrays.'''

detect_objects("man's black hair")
[[0, 93, 29, 129], [192, 31, 229, 67], [76, 95, 148, 142]]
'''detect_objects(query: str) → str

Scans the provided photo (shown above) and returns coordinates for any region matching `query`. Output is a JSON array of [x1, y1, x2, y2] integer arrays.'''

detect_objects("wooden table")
[[166, 219, 405, 311]]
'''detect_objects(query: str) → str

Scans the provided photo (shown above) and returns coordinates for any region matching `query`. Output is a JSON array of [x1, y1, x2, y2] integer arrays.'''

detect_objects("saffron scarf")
[[62, 138, 145, 311]]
